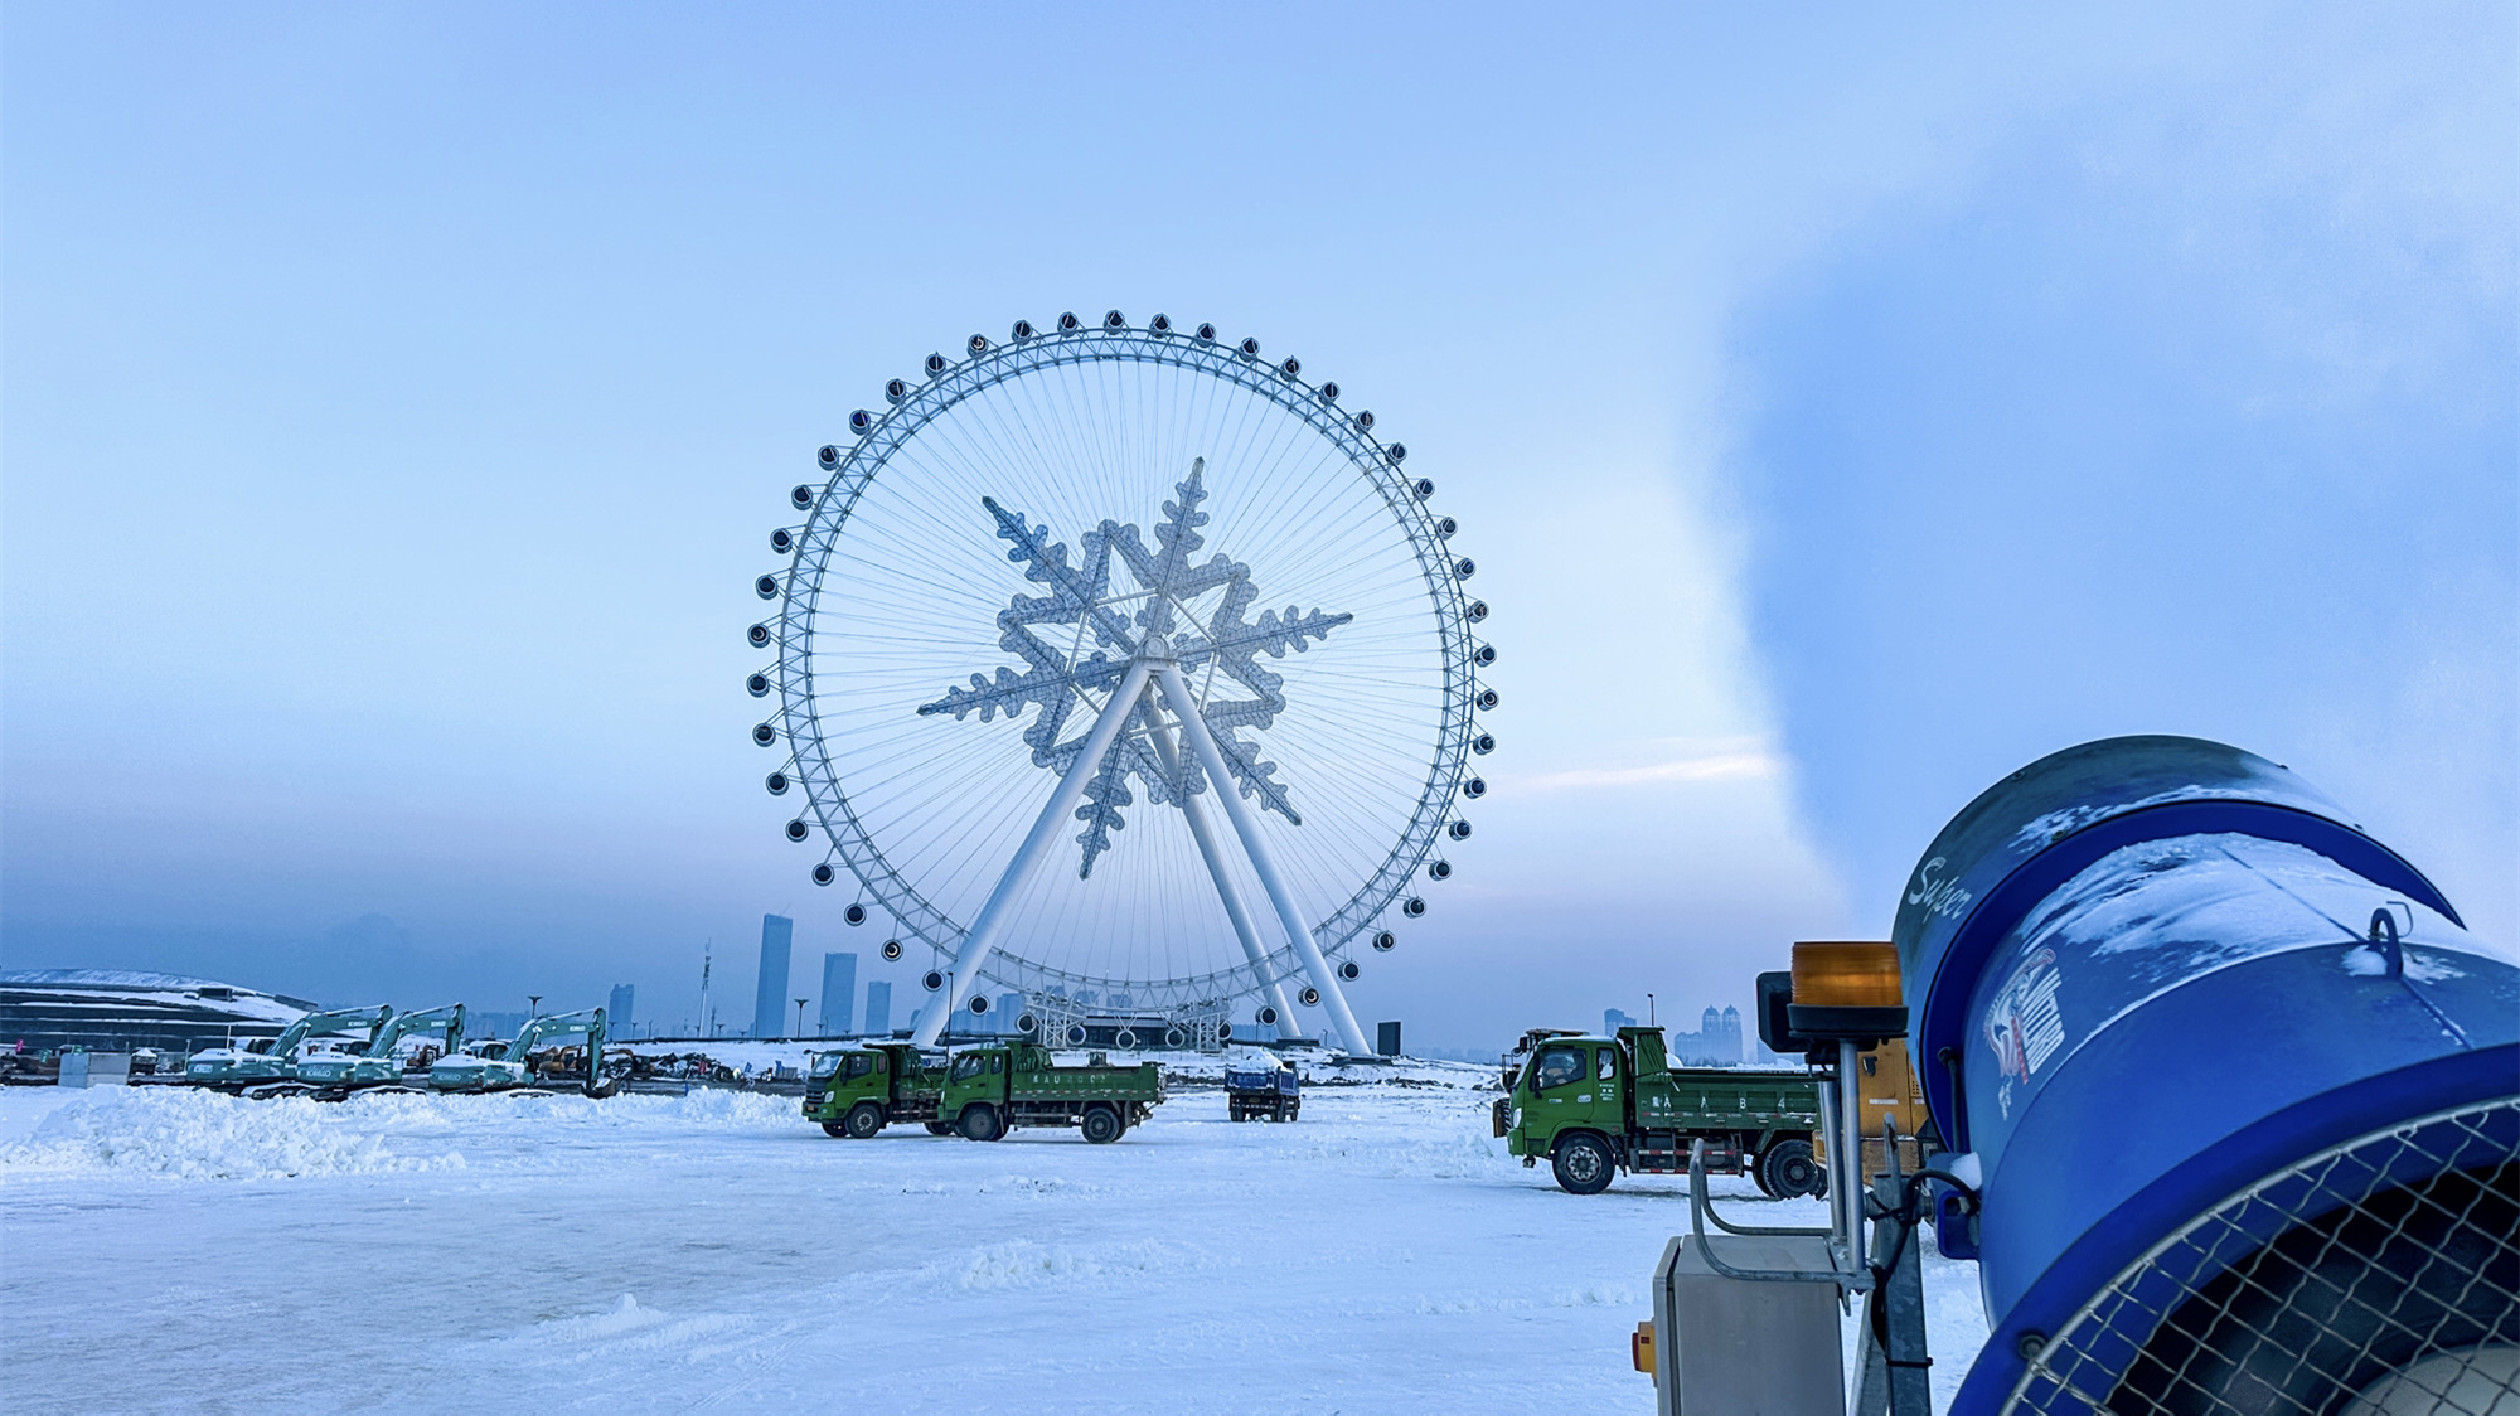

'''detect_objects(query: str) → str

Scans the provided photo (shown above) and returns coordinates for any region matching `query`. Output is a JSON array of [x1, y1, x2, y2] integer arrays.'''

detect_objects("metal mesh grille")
[[2004, 1100, 2520, 1416]]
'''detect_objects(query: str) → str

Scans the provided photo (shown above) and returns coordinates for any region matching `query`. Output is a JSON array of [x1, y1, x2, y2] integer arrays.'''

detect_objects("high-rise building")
[[1605, 1007, 1639, 1035], [864, 980, 892, 1037], [752, 915, 793, 1039], [608, 984, 636, 1040], [819, 953, 858, 1036], [1718, 1005, 1743, 1064]]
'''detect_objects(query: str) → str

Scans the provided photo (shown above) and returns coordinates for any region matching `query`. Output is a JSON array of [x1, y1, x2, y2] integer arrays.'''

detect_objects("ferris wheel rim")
[[762, 318, 1480, 1002]]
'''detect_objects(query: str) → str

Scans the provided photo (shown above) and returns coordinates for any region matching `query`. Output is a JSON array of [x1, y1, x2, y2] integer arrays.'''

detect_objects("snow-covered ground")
[[0, 1073, 1989, 1413]]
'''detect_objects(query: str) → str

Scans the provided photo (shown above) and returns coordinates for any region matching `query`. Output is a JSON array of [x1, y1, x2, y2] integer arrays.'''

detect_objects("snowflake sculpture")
[[918, 460, 1352, 876]]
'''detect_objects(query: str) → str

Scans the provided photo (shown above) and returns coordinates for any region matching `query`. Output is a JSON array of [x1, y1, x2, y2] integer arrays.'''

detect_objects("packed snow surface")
[[1, 1071, 1989, 1412]]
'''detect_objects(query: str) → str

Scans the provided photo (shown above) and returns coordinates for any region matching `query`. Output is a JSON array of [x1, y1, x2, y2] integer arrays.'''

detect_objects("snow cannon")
[[1900, 736, 2519, 1415]]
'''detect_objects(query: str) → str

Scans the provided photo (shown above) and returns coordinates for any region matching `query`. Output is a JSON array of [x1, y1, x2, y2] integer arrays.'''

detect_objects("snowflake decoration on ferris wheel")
[[917, 460, 1352, 878]]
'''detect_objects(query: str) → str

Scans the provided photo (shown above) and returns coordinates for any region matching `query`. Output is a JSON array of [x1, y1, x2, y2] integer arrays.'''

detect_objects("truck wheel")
[[1551, 1133, 1616, 1195], [1080, 1104, 1123, 1144], [959, 1103, 1004, 1142], [844, 1101, 886, 1139], [923, 1121, 955, 1136], [820, 1121, 847, 1139], [1760, 1139, 1825, 1199]]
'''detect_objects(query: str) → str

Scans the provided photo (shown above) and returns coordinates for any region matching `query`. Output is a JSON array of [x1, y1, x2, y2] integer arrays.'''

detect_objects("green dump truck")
[[936, 1043, 1165, 1143], [804, 1042, 951, 1138], [1498, 1025, 1824, 1196]]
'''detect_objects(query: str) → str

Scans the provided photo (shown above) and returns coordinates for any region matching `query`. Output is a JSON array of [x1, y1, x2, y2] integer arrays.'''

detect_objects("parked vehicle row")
[[180, 1004, 609, 1099], [803, 1040, 1167, 1143]]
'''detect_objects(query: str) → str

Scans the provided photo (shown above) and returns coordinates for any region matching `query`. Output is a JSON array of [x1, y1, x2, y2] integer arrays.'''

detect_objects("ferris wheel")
[[747, 311, 1495, 1054]]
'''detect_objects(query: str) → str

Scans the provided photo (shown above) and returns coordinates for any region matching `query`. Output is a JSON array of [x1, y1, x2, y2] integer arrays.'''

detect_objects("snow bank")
[[0, 1084, 808, 1184], [0, 1088, 467, 1181]]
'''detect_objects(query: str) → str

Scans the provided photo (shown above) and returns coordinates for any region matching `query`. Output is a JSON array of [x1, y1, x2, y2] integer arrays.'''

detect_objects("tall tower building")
[[1718, 1005, 1743, 1064], [608, 984, 636, 1040], [864, 980, 893, 1037], [819, 953, 858, 1036], [752, 915, 793, 1039]]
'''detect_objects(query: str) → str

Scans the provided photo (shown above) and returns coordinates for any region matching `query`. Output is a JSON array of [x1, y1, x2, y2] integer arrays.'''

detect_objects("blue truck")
[[1224, 1063, 1300, 1122]]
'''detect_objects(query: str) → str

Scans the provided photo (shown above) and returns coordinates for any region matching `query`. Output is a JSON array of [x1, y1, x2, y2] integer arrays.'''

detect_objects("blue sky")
[[5, 4, 2511, 1049]]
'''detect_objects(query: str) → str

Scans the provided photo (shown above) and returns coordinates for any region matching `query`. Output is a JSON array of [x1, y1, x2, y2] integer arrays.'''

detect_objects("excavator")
[[429, 1007, 605, 1096], [295, 1004, 466, 1097], [183, 1006, 392, 1096]]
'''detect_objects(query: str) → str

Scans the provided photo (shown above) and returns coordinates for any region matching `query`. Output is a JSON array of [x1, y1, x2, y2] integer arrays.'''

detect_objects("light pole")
[[528, 995, 542, 1019], [794, 998, 808, 1039]]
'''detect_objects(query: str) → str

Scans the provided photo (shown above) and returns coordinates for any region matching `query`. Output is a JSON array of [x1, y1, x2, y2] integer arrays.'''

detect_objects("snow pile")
[[928, 1237, 1217, 1290], [1, 1088, 467, 1181], [345, 1086, 801, 1133]]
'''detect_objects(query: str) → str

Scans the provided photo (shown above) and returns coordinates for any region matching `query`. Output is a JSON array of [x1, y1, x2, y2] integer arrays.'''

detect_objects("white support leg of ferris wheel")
[[1154, 662, 1373, 1056], [912, 656, 1156, 1049], [1139, 688, 1300, 1037]]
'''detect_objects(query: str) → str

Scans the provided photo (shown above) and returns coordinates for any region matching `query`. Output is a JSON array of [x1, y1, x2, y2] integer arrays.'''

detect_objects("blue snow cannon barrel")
[[1894, 736, 2519, 1415]]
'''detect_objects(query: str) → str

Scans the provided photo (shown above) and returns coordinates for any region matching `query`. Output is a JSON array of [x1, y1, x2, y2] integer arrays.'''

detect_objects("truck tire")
[[959, 1103, 1005, 1142], [844, 1101, 886, 1139], [1760, 1138, 1825, 1199], [1080, 1104, 1123, 1144], [820, 1121, 847, 1139], [1552, 1132, 1616, 1195]]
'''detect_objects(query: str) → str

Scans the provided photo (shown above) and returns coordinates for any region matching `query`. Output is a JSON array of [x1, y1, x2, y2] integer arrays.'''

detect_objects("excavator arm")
[[507, 1008, 606, 1095], [281, 1005, 393, 1059]]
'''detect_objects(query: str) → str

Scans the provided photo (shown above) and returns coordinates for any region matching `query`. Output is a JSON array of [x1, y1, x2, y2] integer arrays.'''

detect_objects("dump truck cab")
[[936, 1043, 1164, 1144], [803, 1042, 948, 1138], [1501, 1025, 1824, 1196], [1224, 1060, 1301, 1122]]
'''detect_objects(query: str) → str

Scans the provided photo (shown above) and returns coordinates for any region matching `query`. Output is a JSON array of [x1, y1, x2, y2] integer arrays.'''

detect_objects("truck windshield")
[[807, 1053, 841, 1078], [1533, 1046, 1585, 1090]]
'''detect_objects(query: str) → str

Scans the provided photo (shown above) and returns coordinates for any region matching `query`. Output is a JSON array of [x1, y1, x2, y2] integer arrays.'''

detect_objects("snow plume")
[[1, 1089, 466, 1181]]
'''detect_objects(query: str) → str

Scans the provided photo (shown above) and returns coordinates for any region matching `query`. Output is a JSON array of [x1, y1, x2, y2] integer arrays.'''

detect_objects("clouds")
[[1727, 3, 2517, 938]]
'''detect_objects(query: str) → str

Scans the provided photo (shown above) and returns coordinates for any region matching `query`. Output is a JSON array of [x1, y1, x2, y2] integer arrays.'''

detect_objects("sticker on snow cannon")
[[1983, 946, 2063, 1119]]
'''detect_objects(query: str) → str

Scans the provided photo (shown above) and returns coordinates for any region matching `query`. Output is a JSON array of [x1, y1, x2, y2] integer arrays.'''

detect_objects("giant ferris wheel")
[[746, 311, 1495, 1054]]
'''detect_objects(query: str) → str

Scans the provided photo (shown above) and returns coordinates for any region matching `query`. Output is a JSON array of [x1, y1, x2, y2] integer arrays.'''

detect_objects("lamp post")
[[794, 998, 808, 1039], [528, 995, 542, 1018]]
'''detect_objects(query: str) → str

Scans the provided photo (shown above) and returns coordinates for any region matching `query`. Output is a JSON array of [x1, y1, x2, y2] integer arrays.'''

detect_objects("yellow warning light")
[[1790, 941, 1903, 1009]]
